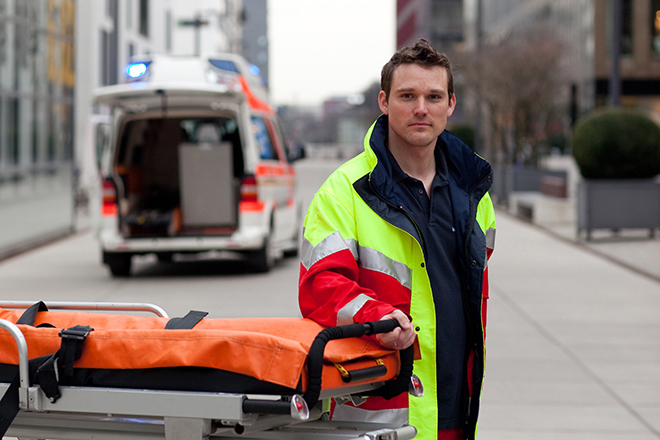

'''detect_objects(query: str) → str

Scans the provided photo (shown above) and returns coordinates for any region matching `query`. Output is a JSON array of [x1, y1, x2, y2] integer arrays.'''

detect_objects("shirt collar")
[[385, 139, 450, 185]]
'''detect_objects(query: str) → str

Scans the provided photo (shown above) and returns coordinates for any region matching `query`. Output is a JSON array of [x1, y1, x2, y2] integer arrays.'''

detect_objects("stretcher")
[[0, 301, 423, 440]]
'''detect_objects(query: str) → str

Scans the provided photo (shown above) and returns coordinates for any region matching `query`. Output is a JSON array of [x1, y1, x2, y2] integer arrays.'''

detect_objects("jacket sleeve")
[[299, 188, 398, 327], [477, 192, 496, 336]]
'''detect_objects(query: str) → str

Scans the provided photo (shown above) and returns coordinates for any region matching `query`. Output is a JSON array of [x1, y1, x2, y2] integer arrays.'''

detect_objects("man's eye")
[[429, 95, 441, 100]]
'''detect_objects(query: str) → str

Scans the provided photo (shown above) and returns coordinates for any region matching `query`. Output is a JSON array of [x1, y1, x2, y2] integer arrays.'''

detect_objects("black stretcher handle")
[[341, 365, 388, 383], [302, 318, 412, 408], [364, 318, 400, 335], [242, 399, 290, 415]]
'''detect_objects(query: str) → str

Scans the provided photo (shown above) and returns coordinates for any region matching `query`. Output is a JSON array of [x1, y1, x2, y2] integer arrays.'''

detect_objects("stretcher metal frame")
[[0, 301, 420, 440]]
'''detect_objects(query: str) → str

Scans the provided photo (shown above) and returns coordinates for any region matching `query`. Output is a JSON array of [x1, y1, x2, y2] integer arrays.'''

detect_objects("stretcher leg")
[[163, 417, 212, 440]]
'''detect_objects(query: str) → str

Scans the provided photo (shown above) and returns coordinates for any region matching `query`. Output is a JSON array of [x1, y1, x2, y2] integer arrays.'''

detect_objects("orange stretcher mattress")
[[0, 306, 400, 394]]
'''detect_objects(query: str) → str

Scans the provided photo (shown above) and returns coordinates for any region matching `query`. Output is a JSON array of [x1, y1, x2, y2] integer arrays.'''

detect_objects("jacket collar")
[[365, 115, 492, 198]]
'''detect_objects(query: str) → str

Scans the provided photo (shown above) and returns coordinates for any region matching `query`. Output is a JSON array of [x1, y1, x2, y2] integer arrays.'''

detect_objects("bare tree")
[[458, 29, 566, 167]]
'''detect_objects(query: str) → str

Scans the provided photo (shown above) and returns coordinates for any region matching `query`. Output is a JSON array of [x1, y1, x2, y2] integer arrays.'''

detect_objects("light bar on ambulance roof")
[[124, 61, 152, 80], [206, 58, 242, 92], [248, 64, 267, 87]]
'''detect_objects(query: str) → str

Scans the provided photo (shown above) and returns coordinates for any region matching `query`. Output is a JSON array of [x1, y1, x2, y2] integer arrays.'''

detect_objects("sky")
[[267, 0, 396, 107]]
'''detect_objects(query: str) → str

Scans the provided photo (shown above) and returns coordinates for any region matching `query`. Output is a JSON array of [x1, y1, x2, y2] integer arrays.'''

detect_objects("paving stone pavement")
[[479, 209, 660, 439]]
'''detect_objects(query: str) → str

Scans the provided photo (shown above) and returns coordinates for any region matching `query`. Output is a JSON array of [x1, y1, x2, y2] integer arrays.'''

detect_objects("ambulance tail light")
[[102, 178, 118, 217], [240, 176, 258, 202]]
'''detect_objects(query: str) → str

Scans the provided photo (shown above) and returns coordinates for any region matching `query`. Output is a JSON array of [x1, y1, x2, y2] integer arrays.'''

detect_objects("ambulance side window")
[[251, 116, 277, 160]]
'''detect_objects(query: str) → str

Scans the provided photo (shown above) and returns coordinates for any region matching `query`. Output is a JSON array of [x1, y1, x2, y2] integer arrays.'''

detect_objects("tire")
[[283, 203, 303, 258], [250, 233, 274, 273], [105, 253, 132, 277], [283, 229, 300, 258], [157, 252, 174, 263]]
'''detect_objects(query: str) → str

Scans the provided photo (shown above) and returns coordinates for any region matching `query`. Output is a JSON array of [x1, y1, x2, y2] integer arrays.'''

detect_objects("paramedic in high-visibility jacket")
[[298, 38, 496, 440]]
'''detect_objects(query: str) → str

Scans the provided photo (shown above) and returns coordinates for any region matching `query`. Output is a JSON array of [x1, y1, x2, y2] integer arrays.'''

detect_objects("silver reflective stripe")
[[302, 230, 410, 289], [336, 294, 373, 326], [358, 247, 412, 290], [485, 227, 496, 268], [301, 230, 358, 270], [332, 404, 409, 425], [486, 227, 496, 250]]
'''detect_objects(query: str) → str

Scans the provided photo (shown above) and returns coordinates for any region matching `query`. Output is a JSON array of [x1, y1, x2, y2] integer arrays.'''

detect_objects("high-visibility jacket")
[[299, 115, 496, 440]]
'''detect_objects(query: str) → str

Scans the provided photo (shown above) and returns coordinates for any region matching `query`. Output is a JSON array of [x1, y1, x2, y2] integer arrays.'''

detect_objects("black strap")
[[0, 373, 21, 437], [35, 354, 61, 401], [16, 301, 48, 326], [0, 311, 90, 435], [33, 325, 94, 403], [165, 310, 208, 329], [59, 325, 94, 377], [0, 354, 61, 437]]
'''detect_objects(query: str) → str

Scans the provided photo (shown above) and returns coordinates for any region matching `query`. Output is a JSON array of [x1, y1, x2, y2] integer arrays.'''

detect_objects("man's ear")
[[378, 90, 389, 115], [447, 93, 456, 117]]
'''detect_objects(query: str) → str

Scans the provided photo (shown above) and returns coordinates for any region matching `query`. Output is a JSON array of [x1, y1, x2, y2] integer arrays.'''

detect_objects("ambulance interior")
[[113, 114, 245, 238]]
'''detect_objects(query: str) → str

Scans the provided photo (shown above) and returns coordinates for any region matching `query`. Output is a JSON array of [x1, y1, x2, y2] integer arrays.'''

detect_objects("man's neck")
[[388, 137, 436, 194]]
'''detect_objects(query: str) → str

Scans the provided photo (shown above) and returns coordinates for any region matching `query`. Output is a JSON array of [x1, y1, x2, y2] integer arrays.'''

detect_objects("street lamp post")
[[178, 14, 210, 56], [610, 0, 622, 106]]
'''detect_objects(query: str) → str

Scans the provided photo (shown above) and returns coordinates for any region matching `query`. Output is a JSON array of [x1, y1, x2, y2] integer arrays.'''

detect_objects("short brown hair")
[[380, 38, 454, 101]]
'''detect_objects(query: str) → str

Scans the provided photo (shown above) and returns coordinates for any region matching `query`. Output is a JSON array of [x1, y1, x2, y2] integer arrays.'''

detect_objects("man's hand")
[[375, 310, 416, 350]]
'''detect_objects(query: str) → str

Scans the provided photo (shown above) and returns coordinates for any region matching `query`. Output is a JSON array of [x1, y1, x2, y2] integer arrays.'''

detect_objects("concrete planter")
[[577, 179, 660, 240], [491, 165, 567, 204]]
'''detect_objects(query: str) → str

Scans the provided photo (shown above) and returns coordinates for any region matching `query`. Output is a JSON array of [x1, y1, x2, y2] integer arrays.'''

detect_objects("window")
[[106, 0, 116, 18], [139, 0, 149, 37], [652, 0, 660, 56], [621, 0, 632, 56], [165, 11, 172, 53], [275, 118, 292, 161], [609, 0, 633, 56], [126, 0, 132, 29], [101, 30, 110, 86], [251, 116, 277, 160]]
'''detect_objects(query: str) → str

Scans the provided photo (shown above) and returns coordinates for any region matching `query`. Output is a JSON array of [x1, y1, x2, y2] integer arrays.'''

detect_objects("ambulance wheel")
[[157, 252, 174, 263], [283, 203, 303, 258], [250, 233, 274, 273], [106, 253, 132, 277], [283, 228, 300, 258]]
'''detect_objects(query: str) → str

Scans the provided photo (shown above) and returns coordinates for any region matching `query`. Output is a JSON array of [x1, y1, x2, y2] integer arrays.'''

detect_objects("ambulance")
[[94, 54, 301, 276]]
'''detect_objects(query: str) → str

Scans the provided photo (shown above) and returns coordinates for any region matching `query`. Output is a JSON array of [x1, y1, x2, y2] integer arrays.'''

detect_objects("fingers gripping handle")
[[364, 318, 400, 335], [303, 319, 408, 409]]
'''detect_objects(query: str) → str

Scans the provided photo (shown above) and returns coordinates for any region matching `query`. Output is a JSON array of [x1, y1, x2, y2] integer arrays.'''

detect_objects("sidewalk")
[[479, 209, 660, 439], [8, 180, 660, 439]]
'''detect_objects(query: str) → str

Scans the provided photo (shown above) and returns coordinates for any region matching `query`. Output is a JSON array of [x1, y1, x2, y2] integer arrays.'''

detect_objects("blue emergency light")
[[124, 61, 151, 79]]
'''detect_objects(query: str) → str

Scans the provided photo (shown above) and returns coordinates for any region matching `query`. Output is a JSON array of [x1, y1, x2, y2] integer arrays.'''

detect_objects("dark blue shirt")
[[386, 145, 466, 430]]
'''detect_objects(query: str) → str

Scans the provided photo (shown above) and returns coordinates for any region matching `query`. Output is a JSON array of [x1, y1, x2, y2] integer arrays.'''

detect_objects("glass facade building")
[[0, 0, 76, 258]]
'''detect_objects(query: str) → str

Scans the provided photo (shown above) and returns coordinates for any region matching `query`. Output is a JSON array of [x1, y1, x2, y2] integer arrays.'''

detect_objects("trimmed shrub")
[[572, 108, 660, 179]]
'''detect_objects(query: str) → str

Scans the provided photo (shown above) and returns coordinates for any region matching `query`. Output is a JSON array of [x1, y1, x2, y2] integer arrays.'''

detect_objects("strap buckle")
[[59, 325, 93, 341]]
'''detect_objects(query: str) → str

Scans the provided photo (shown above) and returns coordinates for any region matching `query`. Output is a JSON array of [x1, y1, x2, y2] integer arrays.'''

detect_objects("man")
[[299, 39, 496, 440]]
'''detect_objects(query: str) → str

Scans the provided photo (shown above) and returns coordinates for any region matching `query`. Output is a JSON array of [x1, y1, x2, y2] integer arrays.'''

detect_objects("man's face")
[[378, 63, 455, 150]]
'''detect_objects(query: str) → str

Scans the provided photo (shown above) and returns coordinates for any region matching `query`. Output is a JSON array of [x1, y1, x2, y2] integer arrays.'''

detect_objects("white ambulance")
[[94, 54, 301, 276]]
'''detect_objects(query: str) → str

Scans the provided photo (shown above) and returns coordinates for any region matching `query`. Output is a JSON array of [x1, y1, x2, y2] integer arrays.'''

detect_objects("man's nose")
[[413, 98, 428, 116]]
